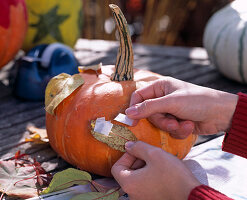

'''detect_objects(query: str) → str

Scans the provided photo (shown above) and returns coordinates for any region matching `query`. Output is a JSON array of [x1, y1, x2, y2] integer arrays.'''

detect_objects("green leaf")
[[71, 189, 119, 200], [41, 168, 91, 195]]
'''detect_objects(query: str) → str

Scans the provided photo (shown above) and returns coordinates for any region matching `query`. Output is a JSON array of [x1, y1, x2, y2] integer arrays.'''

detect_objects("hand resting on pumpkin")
[[112, 141, 201, 200], [125, 77, 238, 139]]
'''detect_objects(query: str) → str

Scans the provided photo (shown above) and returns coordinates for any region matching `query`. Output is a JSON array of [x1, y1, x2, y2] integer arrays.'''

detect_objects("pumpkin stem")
[[109, 4, 134, 81]]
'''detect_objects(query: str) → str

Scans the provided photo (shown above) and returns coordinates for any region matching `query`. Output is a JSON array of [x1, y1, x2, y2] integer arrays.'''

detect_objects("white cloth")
[[184, 136, 247, 200]]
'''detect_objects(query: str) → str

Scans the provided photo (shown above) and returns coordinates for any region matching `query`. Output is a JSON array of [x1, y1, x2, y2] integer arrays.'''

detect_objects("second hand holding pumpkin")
[[112, 141, 201, 200], [125, 77, 238, 139]]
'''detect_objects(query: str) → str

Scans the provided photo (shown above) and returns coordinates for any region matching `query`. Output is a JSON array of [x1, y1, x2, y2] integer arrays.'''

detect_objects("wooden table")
[[0, 39, 246, 197]]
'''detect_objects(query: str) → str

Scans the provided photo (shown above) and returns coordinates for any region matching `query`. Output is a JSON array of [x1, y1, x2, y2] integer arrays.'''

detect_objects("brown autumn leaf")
[[25, 125, 49, 144], [0, 159, 51, 199], [91, 178, 125, 196]]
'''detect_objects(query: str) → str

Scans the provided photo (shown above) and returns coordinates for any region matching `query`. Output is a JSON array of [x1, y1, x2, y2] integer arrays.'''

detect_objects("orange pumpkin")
[[45, 5, 197, 177], [0, 0, 28, 69]]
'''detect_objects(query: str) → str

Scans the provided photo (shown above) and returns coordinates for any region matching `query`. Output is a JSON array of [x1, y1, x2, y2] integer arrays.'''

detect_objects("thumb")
[[125, 141, 157, 162], [125, 96, 173, 119], [111, 152, 136, 179]]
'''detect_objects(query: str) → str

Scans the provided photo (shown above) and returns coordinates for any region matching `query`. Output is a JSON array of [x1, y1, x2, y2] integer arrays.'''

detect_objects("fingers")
[[129, 80, 166, 107], [126, 79, 172, 122], [111, 142, 151, 190], [148, 114, 195, 139], [112, 142, 151, 176], [126, 96, 174, 120], [148, 113, 179, 132], [131, 159, 146, 169], [111, 152, 136, 181], [165, 120, 194, 139], [112, 141, 161, 196], [125, 141, 157, 162], [174, 121, 195, 139]]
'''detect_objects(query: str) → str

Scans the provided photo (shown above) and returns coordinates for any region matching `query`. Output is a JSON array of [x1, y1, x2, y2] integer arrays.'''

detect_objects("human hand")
[[126, 77, 238, 138], [111, 141, 200, 200]]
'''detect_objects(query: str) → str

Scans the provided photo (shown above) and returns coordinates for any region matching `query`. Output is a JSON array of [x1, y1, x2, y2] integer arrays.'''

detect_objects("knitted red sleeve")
[[188, 185, 233, 200], [189, 92, 247, 200], [222, 92, 247, 158]]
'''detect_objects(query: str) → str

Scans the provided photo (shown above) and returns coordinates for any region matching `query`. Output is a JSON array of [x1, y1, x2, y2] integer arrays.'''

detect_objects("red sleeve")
[[222, 92, 247, 158], [189, 93, 247, 199], [188, 185, 233, 200]]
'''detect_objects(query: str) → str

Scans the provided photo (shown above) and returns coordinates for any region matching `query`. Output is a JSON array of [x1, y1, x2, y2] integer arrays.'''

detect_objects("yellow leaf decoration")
[[45, 73, 84, 115], [91, 121, 137, 152]]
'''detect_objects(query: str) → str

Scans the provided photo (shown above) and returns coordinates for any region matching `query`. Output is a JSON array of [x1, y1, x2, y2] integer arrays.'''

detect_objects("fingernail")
[[125, 141, 135, 149], [125, 106, 138, 116]]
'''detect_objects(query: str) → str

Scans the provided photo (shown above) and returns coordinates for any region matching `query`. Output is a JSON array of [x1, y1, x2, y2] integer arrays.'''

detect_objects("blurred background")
[[1, 0, 243, 101], [81, 0, 233, 47]]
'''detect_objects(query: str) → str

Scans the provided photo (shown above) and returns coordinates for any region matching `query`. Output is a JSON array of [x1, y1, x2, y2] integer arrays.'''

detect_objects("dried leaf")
[[78, 63, 102, 73], [91, 121, 137, 152], [0, 160, 49, 199], [71, 189, 119, 200], [25, 125, 49, 144], [41, 168, 92, 195], [10, 150, 28, 165], [45, 73, 84, 115]]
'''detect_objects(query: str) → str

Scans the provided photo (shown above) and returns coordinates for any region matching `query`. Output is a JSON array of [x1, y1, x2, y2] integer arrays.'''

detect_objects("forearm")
[[189, 93, 247, 200], [222, 92, 247, 158]]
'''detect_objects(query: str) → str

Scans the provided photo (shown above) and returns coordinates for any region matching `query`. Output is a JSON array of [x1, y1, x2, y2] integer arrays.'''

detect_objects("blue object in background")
[[14, 43, 78, 101]]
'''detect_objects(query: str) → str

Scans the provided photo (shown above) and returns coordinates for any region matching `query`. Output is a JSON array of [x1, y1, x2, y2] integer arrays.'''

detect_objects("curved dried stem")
[[109, 4, 134, 81]]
